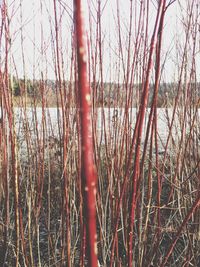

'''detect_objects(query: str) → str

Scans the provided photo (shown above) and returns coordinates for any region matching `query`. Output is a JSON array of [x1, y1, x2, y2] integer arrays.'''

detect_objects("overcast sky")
[[0, 0, 199, 82]]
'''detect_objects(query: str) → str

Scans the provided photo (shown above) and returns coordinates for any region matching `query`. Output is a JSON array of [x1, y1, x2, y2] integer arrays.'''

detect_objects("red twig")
[[74, 1, 98, 266], [128, 1, 166, 265], [160, 194, 200, 267]]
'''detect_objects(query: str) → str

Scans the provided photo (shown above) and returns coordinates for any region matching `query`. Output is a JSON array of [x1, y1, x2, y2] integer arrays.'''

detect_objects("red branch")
[[74, 1, 98, 266], [161, 193, 200, 266]]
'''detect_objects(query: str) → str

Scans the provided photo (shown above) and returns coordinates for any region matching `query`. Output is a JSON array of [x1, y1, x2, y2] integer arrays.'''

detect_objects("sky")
[[0, 0, 199, 82]]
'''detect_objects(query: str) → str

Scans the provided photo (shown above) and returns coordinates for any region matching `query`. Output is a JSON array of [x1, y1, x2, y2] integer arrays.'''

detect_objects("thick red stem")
[[74, 1, 98, 266]]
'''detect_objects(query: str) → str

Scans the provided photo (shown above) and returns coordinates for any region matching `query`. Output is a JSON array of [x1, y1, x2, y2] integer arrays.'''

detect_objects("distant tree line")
[[12, 77, 41, 98], [11, 77, 200, 107]]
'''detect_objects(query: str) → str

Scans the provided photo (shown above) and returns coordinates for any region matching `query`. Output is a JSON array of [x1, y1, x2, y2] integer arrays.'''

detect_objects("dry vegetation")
[[0, 0, 200, 266]]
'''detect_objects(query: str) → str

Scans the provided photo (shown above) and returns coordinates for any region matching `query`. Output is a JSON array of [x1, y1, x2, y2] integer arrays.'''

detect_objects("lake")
[[11, 107, 199, 150]]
